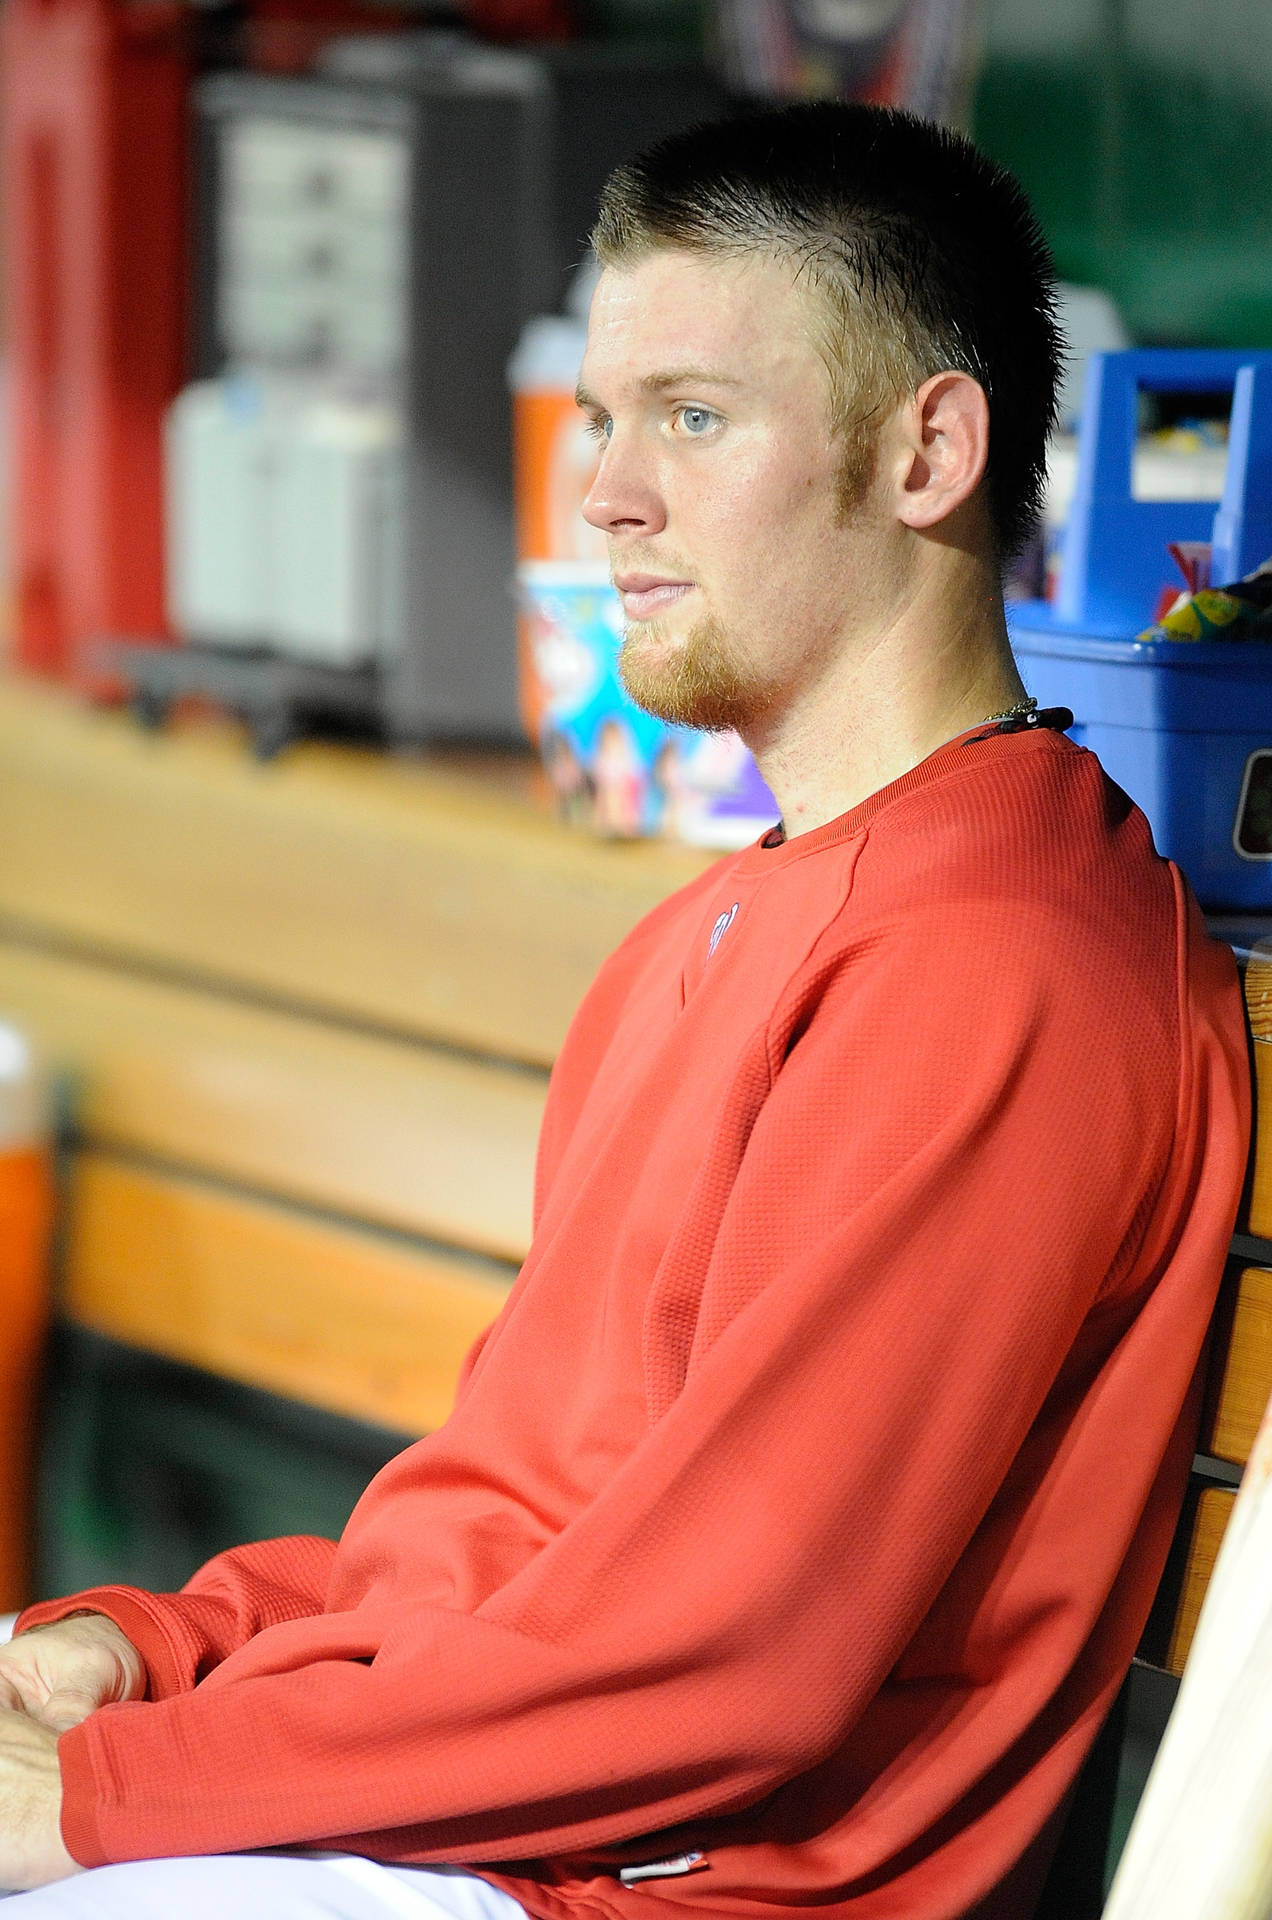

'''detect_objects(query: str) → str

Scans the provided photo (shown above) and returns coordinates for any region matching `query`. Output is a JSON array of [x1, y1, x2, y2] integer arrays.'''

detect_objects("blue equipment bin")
[[1009, 350, 1272, 910]]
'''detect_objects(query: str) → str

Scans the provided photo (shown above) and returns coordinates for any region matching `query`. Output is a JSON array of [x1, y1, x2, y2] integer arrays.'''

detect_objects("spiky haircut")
[[591, 102, 1062, 559]]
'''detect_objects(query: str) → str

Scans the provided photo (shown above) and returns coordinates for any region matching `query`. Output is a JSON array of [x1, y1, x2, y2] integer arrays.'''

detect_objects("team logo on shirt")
[[708, 903, 739, 957]]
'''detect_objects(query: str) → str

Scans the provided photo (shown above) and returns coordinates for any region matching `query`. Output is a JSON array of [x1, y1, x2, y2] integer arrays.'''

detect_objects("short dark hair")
[[592, 102, 1062, 558]]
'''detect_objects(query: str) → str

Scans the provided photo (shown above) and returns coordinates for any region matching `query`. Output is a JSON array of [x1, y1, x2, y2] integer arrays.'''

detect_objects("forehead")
[[579, 248, 825, 401]]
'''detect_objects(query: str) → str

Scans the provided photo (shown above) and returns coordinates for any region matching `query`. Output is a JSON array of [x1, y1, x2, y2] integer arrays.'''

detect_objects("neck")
[[745, 537, 1023, 839]]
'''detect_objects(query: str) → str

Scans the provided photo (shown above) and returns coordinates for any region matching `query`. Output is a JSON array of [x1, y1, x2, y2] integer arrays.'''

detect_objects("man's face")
[[577, 248, 889, 738]]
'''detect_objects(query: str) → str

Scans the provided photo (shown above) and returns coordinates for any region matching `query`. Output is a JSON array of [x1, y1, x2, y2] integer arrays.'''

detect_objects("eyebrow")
[[575, 368, 745, 410]]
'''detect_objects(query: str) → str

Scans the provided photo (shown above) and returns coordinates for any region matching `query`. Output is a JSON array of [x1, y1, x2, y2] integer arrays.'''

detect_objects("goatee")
[[618, 613, 771, 734]]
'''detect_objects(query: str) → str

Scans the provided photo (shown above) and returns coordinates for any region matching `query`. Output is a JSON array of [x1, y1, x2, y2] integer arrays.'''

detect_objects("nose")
[[581, 431, 667, 538]]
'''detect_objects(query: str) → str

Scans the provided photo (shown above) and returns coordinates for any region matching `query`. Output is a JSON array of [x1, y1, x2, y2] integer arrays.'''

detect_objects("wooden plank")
[[0, 937, 542, 1264], [0, 676, 714, 1066], [1166, 1486, 1237, 1677], [1205, 1265, 1272, 1467], [63, 1152, 514, 1435]]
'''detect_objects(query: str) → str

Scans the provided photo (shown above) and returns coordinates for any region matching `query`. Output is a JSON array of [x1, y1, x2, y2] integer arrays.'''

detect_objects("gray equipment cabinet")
[[193, 60, 550, 744], [131, 47, 728, 752]]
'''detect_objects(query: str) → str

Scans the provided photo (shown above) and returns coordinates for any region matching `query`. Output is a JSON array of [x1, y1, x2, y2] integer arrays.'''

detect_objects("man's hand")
[[0, 1707, 80, 1890], [0, 1615, 146, 1732]]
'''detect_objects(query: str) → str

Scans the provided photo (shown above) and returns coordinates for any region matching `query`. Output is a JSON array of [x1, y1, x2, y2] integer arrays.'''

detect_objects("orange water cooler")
[[508, 314, 607, 742], [0, 1024, 52, 1611]]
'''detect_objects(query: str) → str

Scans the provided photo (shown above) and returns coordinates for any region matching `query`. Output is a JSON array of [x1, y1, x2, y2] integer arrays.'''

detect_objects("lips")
[[613, 574, 695, 621]]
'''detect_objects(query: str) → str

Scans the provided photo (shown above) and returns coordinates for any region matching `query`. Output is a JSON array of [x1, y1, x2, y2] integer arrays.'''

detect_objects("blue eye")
[[583, 414, 613, 443], [678, 407, 717, 436]]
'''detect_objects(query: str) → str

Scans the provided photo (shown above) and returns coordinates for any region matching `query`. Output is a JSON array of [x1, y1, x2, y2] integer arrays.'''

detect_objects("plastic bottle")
[[0, 1019, 53, 1610]]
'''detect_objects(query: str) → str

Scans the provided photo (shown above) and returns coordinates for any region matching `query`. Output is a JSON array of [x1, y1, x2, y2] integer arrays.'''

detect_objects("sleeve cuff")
[[56, 1718, 109, 1869], [15, 1587, 196, 1701]]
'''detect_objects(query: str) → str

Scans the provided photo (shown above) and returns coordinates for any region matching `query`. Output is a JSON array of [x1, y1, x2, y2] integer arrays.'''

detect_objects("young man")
[[0, 104, 1250, 1919]]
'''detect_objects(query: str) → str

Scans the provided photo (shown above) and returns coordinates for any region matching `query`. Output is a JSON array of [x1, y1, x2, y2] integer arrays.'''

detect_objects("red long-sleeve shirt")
[[22, 723, 1249, 1919]]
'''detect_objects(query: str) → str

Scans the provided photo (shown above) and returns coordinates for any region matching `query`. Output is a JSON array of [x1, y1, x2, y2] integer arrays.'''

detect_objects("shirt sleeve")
[[52, 895, 1249, 1873], [17, 1536, 339, 1697]]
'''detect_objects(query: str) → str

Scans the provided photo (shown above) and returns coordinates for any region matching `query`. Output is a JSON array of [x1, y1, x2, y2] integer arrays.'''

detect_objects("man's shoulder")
[[831, 731, 1206, 1037], [860, 730, 1173, 925]]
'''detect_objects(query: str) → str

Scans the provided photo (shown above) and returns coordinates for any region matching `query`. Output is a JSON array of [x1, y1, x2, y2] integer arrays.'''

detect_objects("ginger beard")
[[617, 607, 776, 735]]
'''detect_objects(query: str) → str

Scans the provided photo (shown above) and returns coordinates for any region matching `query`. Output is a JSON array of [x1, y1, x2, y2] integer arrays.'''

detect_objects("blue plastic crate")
[[1010, 351, 1272, 910]]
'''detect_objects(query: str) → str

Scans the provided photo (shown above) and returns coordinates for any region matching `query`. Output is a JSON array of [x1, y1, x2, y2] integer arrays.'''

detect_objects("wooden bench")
[[0, 674, 712, 1570], [1140, 940, 1272, 1681], [1036, 938, 1272, 1913]]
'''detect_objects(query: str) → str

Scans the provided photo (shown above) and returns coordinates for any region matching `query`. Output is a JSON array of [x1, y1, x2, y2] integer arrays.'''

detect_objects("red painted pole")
[[0, 0, 189, 682]]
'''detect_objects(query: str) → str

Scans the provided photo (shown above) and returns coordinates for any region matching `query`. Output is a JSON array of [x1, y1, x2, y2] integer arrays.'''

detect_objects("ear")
[[889, 371, 990, 532]]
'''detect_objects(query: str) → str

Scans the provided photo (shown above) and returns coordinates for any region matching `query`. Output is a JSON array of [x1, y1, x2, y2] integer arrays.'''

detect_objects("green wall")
[[972, 0, 1272, 346]]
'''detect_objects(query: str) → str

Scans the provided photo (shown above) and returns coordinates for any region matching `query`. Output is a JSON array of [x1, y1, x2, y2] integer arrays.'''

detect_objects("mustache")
[[609, 547, 696, 584]]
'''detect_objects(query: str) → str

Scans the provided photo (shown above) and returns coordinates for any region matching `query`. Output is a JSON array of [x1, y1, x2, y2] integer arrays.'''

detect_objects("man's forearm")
[[0, 1709, 79, 1890]]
